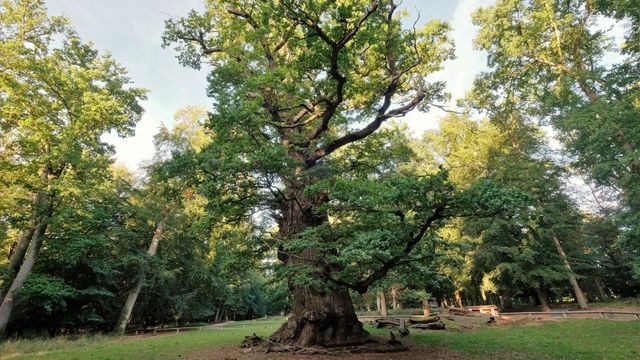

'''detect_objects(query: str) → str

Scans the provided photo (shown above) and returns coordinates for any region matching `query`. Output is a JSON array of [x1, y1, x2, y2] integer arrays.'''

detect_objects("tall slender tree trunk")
[[1, 229, 34, 300], [0, 165, 52, 340], [1, 189, 49, 300], [594, 278, 607, 301], [534, 288, 550, 312], [480, 288, 487, 305], [114, 217, 167, 335], [270, 186, 369, 347], [454, 290, 463, 308], [377, 291, 388, 317], [551, 232, 589, 309], [0, 221, 48, 339], [391, 286, 402, 309], [422, 298, 431, 317], [364, 292, 372, 312]]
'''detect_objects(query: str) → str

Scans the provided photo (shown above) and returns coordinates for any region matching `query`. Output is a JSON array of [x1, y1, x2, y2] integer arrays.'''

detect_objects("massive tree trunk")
[[114, 217, 167, 335], [270, 187, 369, 347], [0, 220, 48, 339], [551, 232, 589, 309], [534, 287, 550, 312]]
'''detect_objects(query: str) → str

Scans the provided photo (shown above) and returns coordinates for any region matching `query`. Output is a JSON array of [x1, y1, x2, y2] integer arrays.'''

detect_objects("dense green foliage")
[[0, 0, 639, 347], [471, 0, 640, 279]]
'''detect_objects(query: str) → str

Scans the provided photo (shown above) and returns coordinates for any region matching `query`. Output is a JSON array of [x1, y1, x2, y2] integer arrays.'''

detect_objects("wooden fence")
[[127, 321, 284, 335], [128, 310, 640, 335], [500, 310, 640, 321]]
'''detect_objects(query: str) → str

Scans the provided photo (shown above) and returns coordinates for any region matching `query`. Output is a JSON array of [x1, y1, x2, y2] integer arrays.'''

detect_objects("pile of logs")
[[374, 315, 446, 331]]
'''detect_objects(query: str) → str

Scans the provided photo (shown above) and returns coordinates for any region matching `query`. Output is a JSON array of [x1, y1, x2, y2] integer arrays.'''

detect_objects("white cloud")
[[47, 0, 208, 172], [47, 0, 495, 170]]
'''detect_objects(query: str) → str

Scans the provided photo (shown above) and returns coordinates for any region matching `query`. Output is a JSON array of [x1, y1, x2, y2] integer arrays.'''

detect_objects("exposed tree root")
[[243, 334, 408, 355]]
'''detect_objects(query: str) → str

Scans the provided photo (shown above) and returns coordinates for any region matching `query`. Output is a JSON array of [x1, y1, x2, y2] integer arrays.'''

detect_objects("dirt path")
[[185, 345, 472, 360]]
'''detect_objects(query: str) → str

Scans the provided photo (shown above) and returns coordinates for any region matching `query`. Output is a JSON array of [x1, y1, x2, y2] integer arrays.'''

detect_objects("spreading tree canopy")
[[164, 0, 522, 348]]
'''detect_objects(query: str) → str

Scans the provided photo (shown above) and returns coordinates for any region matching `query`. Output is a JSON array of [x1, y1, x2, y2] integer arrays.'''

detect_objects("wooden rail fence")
[[127, 321, 284, 335], [500, 310, 640, 321], [127, 310, 640, 335]]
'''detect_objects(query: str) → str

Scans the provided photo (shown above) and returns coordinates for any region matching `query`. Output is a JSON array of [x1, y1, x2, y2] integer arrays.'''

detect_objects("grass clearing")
[[1, 318, 638, 359], [0, 317, 285, 360], [404, 319, 640, 359], [589, 297, 640, 309]]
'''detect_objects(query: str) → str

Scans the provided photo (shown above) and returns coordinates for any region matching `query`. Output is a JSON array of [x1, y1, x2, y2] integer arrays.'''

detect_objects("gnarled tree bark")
[[270, 187, 369, 347]]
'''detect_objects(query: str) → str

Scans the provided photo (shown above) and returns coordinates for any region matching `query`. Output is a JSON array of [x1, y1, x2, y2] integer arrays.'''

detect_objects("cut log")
[[375, 318, 400, 328], [411, 321, 445, 330], [408, 315, 440, 325], [486, 316, 510, 326], [449, 307, 474, 316]]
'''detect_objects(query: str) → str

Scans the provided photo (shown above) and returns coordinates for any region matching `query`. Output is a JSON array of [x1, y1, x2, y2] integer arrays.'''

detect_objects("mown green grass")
[[2, 318, 639, 359], [403, 319, 640, 360], [0, 317, 285, 360]]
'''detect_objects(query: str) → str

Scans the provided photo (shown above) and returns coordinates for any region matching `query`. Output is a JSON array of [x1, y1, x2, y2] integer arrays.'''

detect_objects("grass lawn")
[[0, 317, 285, 360], [404, 319, 640, 359], [1, 318, 639, 359]]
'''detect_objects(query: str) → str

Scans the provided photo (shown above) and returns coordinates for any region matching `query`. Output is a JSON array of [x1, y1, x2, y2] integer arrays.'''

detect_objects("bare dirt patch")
[[185, 345, 472, 360]]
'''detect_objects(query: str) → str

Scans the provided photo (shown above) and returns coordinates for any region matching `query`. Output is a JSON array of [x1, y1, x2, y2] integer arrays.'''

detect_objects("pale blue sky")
[[46, 0, 495, 171]]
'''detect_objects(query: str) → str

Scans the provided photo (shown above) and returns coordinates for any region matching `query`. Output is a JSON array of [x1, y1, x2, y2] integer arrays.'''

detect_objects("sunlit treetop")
[[163, 0, 454, 175]]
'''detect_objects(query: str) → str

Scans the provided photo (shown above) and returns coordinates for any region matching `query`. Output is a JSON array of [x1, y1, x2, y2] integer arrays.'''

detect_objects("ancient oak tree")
[[163, 0, 514, 348]]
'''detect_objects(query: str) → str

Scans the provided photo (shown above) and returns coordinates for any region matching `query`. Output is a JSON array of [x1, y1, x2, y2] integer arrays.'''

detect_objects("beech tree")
[[114, 106, 211, 334], [471, 0, 640, 278], [422, 114, 593, 309], [0, 0, 145, 338]]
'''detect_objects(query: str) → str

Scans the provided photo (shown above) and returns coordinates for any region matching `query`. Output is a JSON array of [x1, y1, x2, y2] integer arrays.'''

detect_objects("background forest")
[[0, 0, 639, 341]]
